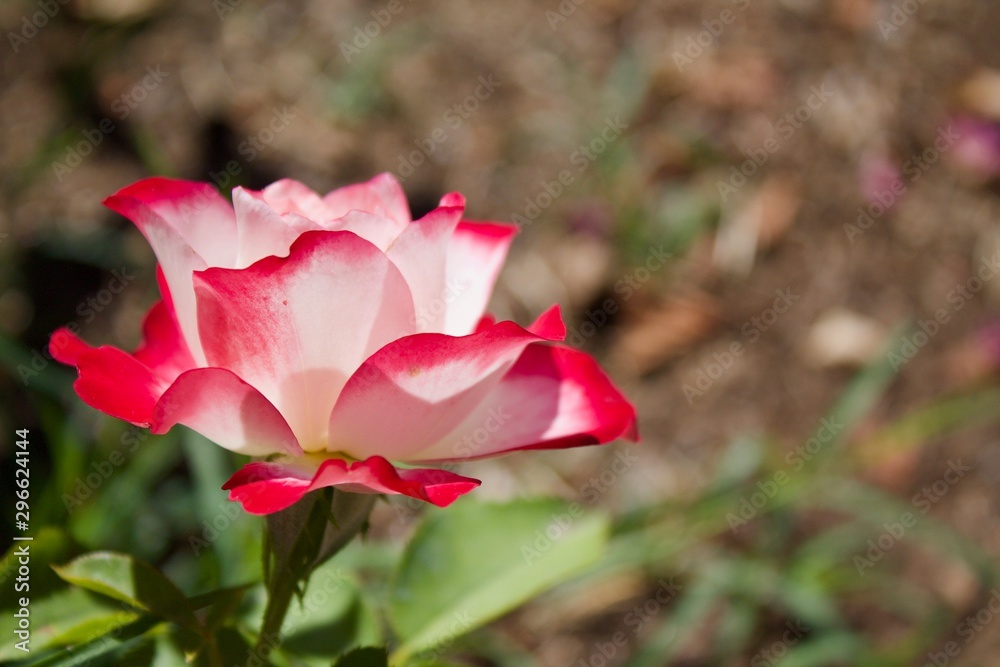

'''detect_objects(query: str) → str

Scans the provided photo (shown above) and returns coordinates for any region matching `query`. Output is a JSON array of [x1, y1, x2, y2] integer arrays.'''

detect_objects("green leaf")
[[279, 561, 381, 662], [334, 646, 389, 667], [52, 552, 200, 632], [0, 529, 145, 661], [5, 615, 162, 667], [388, 498, 609, 663]]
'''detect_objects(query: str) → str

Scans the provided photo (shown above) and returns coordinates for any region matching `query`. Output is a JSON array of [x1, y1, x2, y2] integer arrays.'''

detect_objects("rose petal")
[[327, 306, 565, 460], [260, 179, 330, 221], [104, 179, 238, 364], [222, 455, 480, 515], [132, 298, 197, 386], [386, 203, 463, 333], [322, 172, 411, 227], [231, 187, 320, 268], [195, 230, 416, 450], [69, 345, 166, 426], [152, 368, 301, 457], [409, 344, 639, 462], [443, 221, 518, 336]]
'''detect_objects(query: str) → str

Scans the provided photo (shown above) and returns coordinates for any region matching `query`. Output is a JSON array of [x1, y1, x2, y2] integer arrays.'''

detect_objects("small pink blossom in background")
[[949, 115, 1000, 181], [50, 174, 638, 514], [858, 150, 904, 212]]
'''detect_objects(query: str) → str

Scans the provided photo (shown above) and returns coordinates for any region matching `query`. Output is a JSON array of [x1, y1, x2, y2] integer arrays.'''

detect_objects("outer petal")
[[222, 456, 480, 515], [103, 178, 237, 267], [386, 203, 463, 333], [132, 271, 197, 384], [67, 345, 166, 426], [151, 368, 301, 457], [322, 172, 411, 227], [408, 344, 638, 462], [104, 179, 239, 364], [195, 230, 416, 450], [327, 306, 566, 460], [443, 221, 518, 336]]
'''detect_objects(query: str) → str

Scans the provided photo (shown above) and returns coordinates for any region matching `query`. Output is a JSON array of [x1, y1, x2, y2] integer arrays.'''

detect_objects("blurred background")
[[3, 0, 1000, 664]]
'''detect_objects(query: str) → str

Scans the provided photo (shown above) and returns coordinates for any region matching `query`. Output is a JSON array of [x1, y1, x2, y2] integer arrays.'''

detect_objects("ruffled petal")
[[50, 329, 298, 458], [260, 179, 330, 221], [104, 179, 238, 363], [194, 230, 416, 450], [322, 172, 411, 227], [232, 187, 318, 268], [386, 202, 463, 333], [222, 456, 480, 515], [408, 344, 638, 462], [327, 306, 565, 460], [151, 368, 301, 457], [132, 273, 197, 384], [443, 221, 518, 336], [66, 345, 166, 426]]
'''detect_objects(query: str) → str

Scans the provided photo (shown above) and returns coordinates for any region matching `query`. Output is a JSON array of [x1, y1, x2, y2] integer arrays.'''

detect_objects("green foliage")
[[389, 498, 610, 663]]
